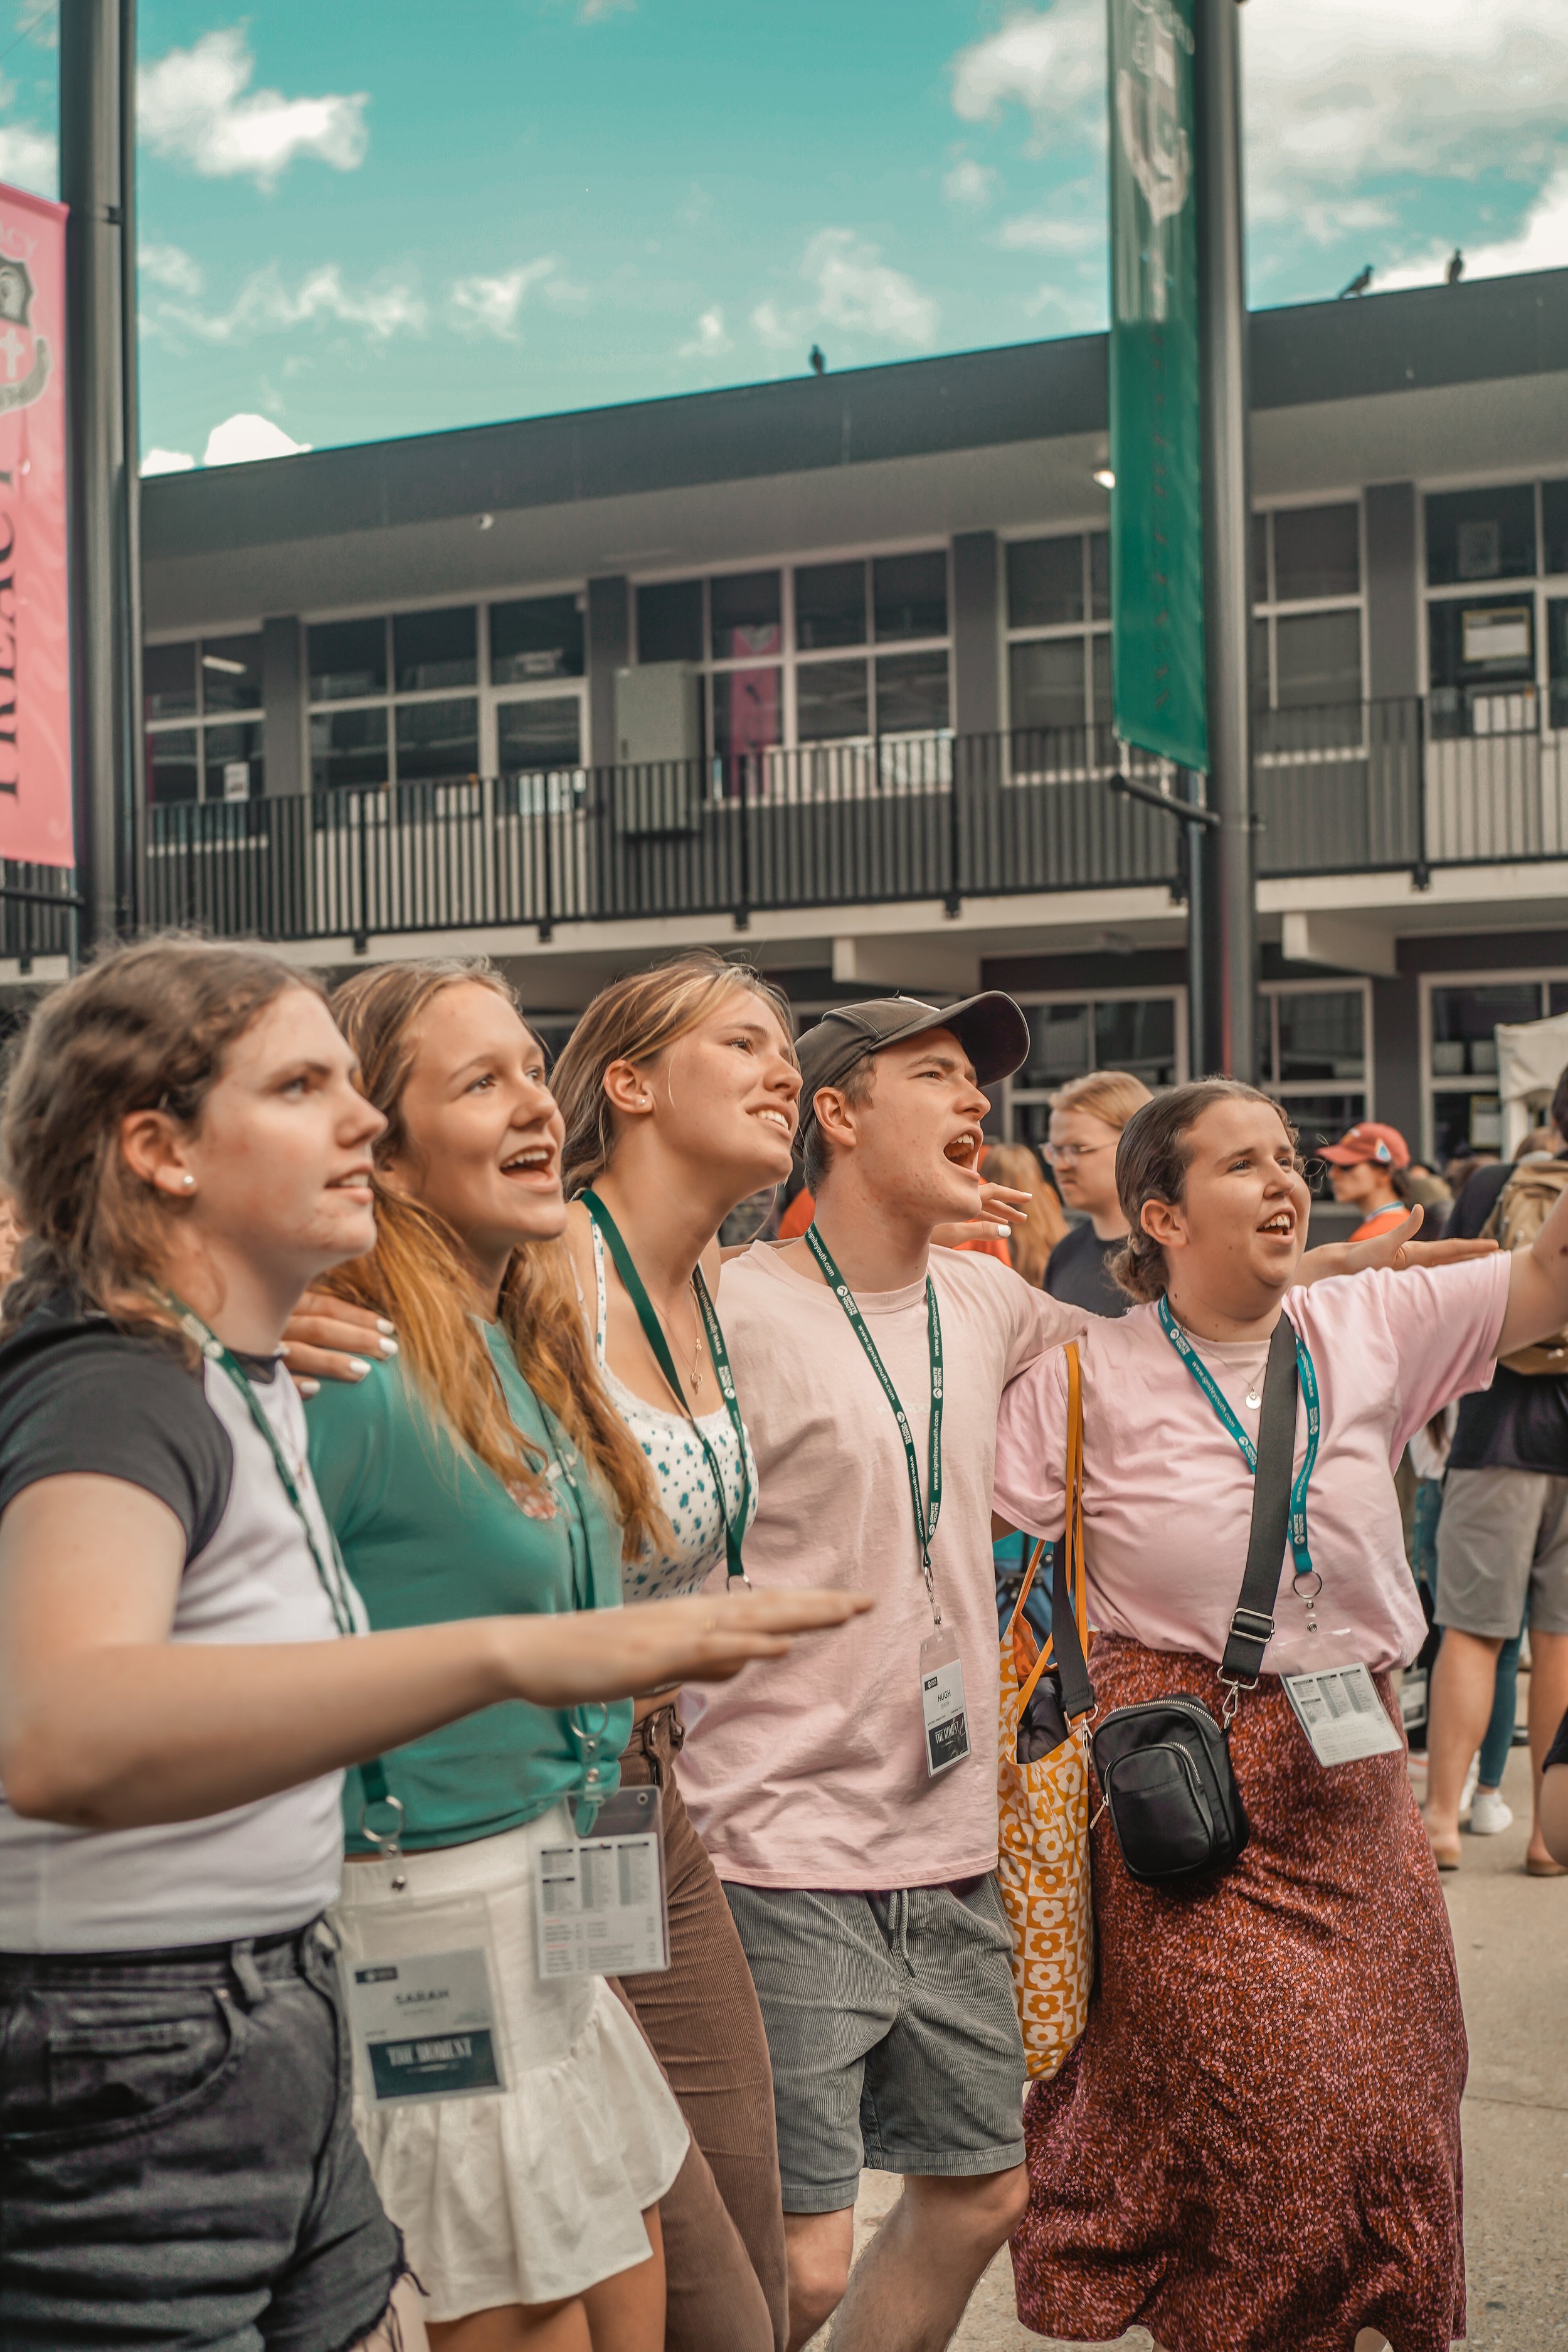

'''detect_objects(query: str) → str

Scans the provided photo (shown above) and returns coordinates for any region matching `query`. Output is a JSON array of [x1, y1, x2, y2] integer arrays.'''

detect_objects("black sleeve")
[[1447, 1164, 1510, 1242], [1546, 1707, 1568, 1774], [0, 1321, 233, 1560]]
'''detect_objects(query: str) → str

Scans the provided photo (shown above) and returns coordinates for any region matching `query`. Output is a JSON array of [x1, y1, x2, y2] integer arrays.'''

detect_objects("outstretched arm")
[[0, 1475, 870, 1832]]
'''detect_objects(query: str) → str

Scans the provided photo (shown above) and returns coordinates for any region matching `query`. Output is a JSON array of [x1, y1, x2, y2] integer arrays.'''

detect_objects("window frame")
[[1419, 964, 1568, 1163], [1257, 977, 1374, 1145], [1250, 496, 1367, 714], [1002, 985, 1190, 1140], [1000, 524, 1111, 739], [1419, 475, 1568, 739], [144, 629, 267, 806]]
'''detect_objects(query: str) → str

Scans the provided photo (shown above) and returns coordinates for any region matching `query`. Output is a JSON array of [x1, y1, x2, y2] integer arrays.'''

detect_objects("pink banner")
[[0, 183, 70, 868]]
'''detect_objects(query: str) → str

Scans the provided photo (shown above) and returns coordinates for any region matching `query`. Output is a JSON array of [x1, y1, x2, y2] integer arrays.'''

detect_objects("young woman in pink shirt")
[[993, 1077, 1568, 2352]]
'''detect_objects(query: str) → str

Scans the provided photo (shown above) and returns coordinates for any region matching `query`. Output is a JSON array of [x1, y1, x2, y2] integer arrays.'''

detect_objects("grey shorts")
[[724, 1875, 1026, 2214], [1436, 1467, 1568, 1638], [0, 1921, 403, 2352]]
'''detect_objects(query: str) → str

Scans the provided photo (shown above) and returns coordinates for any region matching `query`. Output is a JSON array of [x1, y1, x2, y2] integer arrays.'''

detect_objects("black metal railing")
[[118, 691, 1568, 947], [0, 861, 80, 964]]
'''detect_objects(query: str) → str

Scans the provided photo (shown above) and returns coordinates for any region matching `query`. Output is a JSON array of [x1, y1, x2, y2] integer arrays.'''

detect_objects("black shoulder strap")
[[1049, 1534, 1096, 1720], [1219, 1314, 1300, 1685]]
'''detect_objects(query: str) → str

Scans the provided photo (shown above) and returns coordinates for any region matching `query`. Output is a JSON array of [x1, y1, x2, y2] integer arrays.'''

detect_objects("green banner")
[[1108, 0, 1207, 773]]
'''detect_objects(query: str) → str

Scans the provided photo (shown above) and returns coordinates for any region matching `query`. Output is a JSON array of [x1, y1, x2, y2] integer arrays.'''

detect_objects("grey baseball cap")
[[793, 991, 1030, 1157]]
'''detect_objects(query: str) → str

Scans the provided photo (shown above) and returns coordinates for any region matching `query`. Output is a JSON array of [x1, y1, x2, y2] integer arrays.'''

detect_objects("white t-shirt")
[[676, 1242, 1083, 1890], [0, 1305, 359, 1952]]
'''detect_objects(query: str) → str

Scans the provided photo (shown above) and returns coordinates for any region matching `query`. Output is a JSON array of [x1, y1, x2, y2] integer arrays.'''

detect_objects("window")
[[1426, 485, 1537, 587], [491, 593, 585, 684], [145, 634, 265, 805], [1007, 990, 1184, 1144], [1428, 594, 1535, 739], [1004, 531, 1111, 739], [305, 598, 585, 789], [1252, 504, 1363, 714], [632, 552, 951, 756], [1544, 481, 1568, 580], [1258, 983, 1370, 1157], [1423, 973, 1568, 1165]]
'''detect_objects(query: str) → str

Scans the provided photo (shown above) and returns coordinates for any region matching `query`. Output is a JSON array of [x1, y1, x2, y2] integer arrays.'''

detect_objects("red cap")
[[1318, 1121, 1410, 1170]]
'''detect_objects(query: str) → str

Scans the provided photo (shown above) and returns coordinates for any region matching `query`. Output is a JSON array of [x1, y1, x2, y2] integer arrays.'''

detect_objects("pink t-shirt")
[[677, 1241, 1084, 1890], [992, 1254, 1511, 1680]]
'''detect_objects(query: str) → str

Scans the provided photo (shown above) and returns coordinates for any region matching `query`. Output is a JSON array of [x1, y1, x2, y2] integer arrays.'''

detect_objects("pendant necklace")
[[686, 1283, 706, 1396]]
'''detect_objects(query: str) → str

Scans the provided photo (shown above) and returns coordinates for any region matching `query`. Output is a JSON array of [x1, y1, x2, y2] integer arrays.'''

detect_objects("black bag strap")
[[1219, 1314, 1301, 1685], [1046, 1342, 1096, 1722]]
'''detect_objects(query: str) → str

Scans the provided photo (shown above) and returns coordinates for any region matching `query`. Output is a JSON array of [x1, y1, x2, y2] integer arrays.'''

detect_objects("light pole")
[[1192, 0, 1256, 1080], [60, 0, 142, 951]]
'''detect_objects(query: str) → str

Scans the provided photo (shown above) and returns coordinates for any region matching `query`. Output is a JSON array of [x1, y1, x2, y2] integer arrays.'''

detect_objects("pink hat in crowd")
[[1317, 1121, 1411, 1170]]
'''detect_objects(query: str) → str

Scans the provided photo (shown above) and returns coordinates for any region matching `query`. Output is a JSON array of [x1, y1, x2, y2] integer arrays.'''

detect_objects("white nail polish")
[[378, 1337, 399, 1357], [377, 1318, 396, 1337], [297, 1377, 320, 1397], [348, 1357, 371, 1379]]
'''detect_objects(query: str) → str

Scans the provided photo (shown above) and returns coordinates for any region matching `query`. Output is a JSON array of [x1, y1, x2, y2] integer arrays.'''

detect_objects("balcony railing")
[[112, 691, 1568, 948]]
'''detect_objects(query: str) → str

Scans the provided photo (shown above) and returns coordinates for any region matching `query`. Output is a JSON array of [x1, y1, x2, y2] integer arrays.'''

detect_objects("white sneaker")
[[1459, 1757, 1480, 1823], [1468, 1788, 1514, 1836]]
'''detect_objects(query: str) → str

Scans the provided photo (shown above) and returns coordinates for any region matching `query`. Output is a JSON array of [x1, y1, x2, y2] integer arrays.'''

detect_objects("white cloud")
[[138, 28, 368, 190], [950, 3, 1104, 142], [139, 241, 204, 295], [153, 262, 426, 346], [943, 157, 996, 209], [802, 228, 938, 346], [750, 298, 794, 353], [0, 121, 56, 196], [203, 413, 310, 467], [1000, 211, 1101, 254], [140, 447, 196, 476], [1379, 161, 1568, 290], [1297, 198, 1399, 249], [450, 259, 558, 339], [680, 304, 732, 358]]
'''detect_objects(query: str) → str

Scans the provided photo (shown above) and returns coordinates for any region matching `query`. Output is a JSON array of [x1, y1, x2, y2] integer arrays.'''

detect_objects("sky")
[[0, 0, 1563, 472]]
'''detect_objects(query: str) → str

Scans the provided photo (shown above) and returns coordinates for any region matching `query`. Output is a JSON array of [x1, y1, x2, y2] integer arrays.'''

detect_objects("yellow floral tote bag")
[[996, 1340, 1095, 2080]]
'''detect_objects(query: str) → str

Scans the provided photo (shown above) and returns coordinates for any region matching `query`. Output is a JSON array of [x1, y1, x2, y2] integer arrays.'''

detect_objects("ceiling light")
[[1093, 467, 1116, 490], [202, 654, 247, 674]]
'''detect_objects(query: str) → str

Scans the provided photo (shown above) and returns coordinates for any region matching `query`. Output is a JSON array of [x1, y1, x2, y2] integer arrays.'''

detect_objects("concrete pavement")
[[829, 1739, 1566, 2351]]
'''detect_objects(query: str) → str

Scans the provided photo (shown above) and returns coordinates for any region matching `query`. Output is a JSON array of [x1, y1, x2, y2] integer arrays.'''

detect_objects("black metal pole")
[[1193, 0, 1256, 1081], [61, 0, 138, 953]]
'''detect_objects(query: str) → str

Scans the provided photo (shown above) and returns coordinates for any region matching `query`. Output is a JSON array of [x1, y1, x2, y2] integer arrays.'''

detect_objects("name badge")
[[345, 1941, 506, 2105], [919, 1627, 972, 1777], [535, 1784, 670, 1979], [1283, 1662, 1403, 1768]]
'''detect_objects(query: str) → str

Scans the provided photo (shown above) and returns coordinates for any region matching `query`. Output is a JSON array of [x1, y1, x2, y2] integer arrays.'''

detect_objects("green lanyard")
[[803, 1221, 945, 1627], [580, 1188, 751, 1587], [1157, 1295, 1321, 1587]]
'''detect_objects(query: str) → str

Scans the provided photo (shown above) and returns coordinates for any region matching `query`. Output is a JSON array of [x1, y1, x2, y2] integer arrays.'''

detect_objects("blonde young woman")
[[546, 952, 803, 2352], [1040, 1069, 1152, 1316], [979, 1143, 1068, 1286], [290, 960, 864, 2352], [0, 940, 855, 2352]]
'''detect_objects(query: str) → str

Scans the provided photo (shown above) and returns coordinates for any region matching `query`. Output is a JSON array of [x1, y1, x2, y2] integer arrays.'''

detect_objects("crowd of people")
[[1, 933, 1566, 2352]]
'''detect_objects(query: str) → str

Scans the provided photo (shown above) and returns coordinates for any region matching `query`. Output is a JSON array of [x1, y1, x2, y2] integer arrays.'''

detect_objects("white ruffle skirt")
[[332, 1804, 689, 2317]]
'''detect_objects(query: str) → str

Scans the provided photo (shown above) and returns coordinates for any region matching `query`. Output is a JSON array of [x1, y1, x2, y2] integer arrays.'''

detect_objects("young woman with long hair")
[[0, 938, 861, 2352], [546, 951, 803, 2352], [990, 1078, 1568, 2352], [1040, 1069, 1152, 1315], [975, 1142, 1067, 1286]]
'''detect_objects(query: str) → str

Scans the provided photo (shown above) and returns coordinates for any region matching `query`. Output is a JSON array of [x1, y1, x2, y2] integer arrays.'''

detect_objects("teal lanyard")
[[803, 1221, 945, 1626], [1157, 1295, 1320, 1584], [580, 1188, 751, 1587]]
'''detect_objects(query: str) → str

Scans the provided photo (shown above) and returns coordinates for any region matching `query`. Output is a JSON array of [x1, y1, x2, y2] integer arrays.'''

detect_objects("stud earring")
[[181, 1173, 196, 1190]]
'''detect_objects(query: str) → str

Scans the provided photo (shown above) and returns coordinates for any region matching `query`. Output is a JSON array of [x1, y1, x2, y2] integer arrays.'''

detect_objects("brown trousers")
[[613, 1703, 788, 2352]]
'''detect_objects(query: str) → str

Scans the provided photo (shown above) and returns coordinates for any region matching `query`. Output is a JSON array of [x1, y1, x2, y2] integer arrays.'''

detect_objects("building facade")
[[109, 265, 1568, 1163]]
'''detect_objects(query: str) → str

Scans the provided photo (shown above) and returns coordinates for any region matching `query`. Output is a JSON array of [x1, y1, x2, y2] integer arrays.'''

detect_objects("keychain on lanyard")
[[1157, 1296, 1323, 1632], [580, 1189, 752, 1587], [803, 1223, 969, 1776]]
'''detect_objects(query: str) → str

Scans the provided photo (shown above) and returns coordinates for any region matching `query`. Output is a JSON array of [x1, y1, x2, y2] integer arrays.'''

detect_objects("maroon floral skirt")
[[1009, 1636, 1466, 2352]]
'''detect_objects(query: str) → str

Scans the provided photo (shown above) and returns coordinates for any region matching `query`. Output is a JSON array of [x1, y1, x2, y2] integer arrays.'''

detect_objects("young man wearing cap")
[[676, 990, 1074, 2352], [1320, 1120, 1413, 1243]]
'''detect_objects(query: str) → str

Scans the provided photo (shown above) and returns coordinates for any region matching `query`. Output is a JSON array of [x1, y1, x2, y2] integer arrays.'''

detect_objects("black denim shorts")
[[0, 1919, 405, 2352]]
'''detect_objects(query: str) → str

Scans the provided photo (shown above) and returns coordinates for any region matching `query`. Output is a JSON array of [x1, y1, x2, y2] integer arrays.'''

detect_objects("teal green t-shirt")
[[306, 1326, 633, 1853]]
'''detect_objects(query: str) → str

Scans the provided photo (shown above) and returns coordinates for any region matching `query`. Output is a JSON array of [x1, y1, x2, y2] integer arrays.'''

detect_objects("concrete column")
[[261, 615, 306, 795], [951, 531, 1000, 739], [586, 575, 630, 768], [1364, 482, 1420, 702]]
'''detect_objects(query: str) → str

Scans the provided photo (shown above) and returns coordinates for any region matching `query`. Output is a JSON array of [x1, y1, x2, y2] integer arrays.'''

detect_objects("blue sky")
[[0, 0, 1564, 470]]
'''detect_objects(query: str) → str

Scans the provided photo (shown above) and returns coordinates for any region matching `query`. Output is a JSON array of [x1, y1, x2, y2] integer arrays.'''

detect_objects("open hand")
[[932, 1181, 1031, 1252], [1298, 1204, 1500, 1288], [282, 1290, 398, 1396], [502, 1585, 876, 1707]]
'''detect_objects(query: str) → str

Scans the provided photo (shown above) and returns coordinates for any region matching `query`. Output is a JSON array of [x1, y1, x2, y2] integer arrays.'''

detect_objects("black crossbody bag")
[[1046, 1315, 1300, 1886]]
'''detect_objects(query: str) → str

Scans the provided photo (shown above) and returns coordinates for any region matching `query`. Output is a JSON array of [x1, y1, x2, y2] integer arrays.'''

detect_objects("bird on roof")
[[809, 344, 826, 376], [1337, 265, 1373, 300], [1446, 248, 1465, 285]]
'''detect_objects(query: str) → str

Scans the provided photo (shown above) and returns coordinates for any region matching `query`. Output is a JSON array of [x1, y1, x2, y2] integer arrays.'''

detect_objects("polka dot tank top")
[[583, 1219, 758, 1604]]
